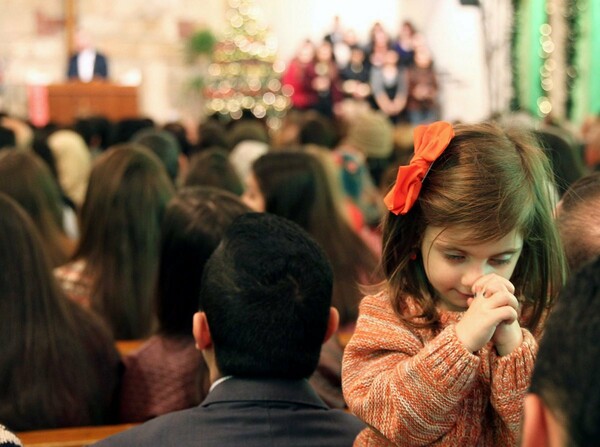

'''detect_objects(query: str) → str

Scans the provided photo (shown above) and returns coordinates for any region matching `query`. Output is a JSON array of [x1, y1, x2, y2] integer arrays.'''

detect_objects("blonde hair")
[[47, 130, 92, 207], [382, 122, 566, 333]]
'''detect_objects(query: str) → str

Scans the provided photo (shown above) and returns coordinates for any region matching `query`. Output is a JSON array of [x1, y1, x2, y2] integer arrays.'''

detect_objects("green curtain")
[[571, 0, 600, 122], [513, 0, 546, 115]]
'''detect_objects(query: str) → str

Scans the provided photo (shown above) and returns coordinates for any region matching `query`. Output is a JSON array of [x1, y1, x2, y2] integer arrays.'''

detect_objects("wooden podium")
[[46, 82, 139, 125]]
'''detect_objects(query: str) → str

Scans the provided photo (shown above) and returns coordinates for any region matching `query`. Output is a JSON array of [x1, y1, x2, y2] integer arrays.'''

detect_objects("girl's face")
[[420, 225, 523, 312], [242, 173, 266, 212]]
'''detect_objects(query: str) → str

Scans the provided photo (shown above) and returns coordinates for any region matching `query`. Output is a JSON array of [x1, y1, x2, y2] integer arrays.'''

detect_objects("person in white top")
[[67, 30, 109, 82]]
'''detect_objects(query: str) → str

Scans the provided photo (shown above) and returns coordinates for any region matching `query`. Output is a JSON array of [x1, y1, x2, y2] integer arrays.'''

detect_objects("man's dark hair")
[[199, 212, 333, 379], [74, 116, 113, 151], [0, 126, 16, 150], [157, 187, 249, 337], [529, 255, 600, 446]]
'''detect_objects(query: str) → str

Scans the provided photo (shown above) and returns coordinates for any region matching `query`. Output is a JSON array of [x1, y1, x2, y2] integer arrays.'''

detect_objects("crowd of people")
[[282, 18, 439, 125], [0, 17, 600, 446]]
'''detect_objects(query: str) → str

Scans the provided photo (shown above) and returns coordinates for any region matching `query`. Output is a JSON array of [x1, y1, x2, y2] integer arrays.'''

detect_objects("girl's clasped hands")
[[456, 273, 523, 356]]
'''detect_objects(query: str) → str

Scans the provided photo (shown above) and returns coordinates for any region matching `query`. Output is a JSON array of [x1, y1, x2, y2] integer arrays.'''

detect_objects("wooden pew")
[[16, 342, 145, 446], [17, 423, 137, 447]]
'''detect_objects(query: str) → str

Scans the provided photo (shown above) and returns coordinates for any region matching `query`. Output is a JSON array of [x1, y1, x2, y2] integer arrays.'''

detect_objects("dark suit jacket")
[[94, 377, 365, 447], [67, 51, 109, 80]]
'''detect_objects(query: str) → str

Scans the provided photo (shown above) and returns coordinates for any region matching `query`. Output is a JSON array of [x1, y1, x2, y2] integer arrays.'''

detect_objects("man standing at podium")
[[67, 30, 109, 82]]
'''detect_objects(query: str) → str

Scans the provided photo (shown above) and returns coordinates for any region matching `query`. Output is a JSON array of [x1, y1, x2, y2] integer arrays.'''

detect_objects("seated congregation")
[[0, 100, 599, 446]]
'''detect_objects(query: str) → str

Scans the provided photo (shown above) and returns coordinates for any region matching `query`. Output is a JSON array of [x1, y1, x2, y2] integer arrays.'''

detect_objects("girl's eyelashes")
[[444, 253, 465, 262], [443, 253, 513, 266], [488, 257, 513, 266]]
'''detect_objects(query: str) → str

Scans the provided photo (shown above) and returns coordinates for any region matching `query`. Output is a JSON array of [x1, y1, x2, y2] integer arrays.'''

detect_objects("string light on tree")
[[538, 19, 554, 117], [564, 0, 583, 120], [203, 0, 291, 129]]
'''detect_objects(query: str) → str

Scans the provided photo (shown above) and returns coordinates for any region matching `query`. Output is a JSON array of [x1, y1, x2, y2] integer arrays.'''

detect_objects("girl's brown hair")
[[382, 122, 566, 333], [75, 144, 175, 339]]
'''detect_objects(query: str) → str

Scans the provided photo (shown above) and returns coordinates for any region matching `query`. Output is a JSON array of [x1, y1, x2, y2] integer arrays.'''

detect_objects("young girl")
[[342, 121, 566, 446]]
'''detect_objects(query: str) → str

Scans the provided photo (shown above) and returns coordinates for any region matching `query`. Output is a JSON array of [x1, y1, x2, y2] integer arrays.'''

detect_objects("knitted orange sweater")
[[342, 292, 537, 446]]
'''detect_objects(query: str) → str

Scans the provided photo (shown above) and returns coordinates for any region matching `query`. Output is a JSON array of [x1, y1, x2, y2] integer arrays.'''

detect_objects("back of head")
[[157, 187, 250, 337], [299, 112, 338, 148], [0, 192, 57, 317], [199, 213, 333, 379], [184, 148, 243, 196], [163, 121, 193, 156], [79, 144, 174, 257], [252, 151, 322, 230], [529, 255, 600, 446], [535, 128, 585, 196], [556, 172, 600, 274], [229, 119, 269, 147], [74, 116, 113, 152], [228, 120, 270, 181], [0, 193, 65, 427], [113, 118, 155, 145], [77, 144, 175, 338], [0, 125, 16, 150], [0, 116, 33, 150], [383, 121, 566, 331], [343, 110, 394, 159], [0, 193, 114, 430], [0, 150, 68, 266], [0, 150, 64, 229], [131, 128, 182, 183], [47, 129, 92, 206], [253, 149, 381, 325], [196, 119, 230, 153]]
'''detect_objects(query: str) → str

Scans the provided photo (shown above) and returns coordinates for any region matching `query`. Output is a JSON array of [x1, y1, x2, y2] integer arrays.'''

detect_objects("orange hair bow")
[[384, 121, 455, 215]]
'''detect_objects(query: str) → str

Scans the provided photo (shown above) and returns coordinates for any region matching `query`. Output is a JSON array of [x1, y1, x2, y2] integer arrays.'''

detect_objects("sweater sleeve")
[[342, 294, 480, 446], [489, 328, 537, 443]]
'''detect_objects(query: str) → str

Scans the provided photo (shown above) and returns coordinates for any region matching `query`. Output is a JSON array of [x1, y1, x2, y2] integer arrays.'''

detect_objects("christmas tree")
[[203, 0, 291, 129]]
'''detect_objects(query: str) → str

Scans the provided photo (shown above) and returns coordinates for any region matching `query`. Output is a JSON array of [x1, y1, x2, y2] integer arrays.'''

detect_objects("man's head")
[[74, 29, 94, 52], [193, 212, 337, 381], [556, 172, 600, 274], [131, 128, 183, 184], [522, 255, 600, 446]]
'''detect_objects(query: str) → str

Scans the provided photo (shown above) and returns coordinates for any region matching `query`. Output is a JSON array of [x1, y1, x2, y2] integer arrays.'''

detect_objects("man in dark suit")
[[521, 256, 600, 446], [67, 30, 109, 82], [95, 213, 365, 446]]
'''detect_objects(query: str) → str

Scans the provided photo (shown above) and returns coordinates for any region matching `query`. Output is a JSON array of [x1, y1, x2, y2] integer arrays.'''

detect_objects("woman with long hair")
[[243, 150, 381, 331], [0, 150, 76, 267], [0, 193, 120, 431], [55, 144, 175, 339]]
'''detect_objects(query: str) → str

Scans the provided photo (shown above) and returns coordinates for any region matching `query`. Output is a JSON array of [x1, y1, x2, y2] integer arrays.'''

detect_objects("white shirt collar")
[[209, 375, 234, 393]]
